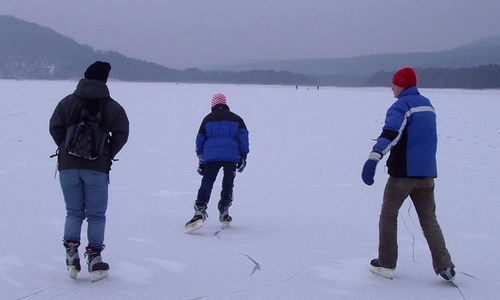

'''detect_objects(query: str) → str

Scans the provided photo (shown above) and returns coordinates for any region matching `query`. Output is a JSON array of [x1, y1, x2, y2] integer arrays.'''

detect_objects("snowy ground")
[[1, 80, 499, 300]]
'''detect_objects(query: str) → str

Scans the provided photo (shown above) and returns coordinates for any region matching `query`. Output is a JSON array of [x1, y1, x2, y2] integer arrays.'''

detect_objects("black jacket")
[[49, 79, 129, 173]]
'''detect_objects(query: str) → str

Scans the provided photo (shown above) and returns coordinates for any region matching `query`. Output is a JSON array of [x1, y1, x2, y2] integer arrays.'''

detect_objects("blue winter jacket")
[[373, 87, 437, 178], [196, 104, 249, 164]]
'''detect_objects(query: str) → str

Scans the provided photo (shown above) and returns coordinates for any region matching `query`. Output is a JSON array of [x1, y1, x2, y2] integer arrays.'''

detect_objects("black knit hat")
[[84, 61, 111, 83]]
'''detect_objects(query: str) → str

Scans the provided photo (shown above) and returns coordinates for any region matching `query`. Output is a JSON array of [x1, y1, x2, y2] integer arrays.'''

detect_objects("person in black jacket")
[[49, 61, 129, 281], [184, 93, 249, 234]]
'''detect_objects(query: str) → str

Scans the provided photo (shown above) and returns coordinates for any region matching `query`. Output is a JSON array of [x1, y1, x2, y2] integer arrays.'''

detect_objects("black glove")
[[197, 157, 204, 176], [237, 157, 247, 173]]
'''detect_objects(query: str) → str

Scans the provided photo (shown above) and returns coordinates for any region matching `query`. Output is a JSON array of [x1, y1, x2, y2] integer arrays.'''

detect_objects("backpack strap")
[[74, 95, 109, 120]]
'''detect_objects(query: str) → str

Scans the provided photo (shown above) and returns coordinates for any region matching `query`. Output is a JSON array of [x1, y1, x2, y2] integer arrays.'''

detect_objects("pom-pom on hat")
[[392, 67, 417, 88], [84, 61, 111, 83], [211, 93, 227, 108]]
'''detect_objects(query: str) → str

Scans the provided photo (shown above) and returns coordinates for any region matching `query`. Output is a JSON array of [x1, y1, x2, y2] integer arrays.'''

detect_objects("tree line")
[[365, 65, 500, 89], [2, 15, 500, 88], [0, 49, 318, 85]]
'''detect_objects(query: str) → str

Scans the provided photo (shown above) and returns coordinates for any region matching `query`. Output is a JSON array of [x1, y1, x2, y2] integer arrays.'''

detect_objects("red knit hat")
[[211, 93, 227, 108], [392, 67, 417, 88]]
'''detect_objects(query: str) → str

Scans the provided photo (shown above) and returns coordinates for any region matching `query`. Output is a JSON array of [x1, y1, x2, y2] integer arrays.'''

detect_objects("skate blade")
[[370, 265, 394, 279], [67, 266, 79, 279], [184, 219, 204, 234], [449, 277, 458, 286], [221, 221, 231, 229], [90, 270, 109, 282]]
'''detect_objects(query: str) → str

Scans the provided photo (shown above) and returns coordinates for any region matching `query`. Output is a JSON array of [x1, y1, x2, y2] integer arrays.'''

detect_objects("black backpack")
[[64, 99, 108, 160]]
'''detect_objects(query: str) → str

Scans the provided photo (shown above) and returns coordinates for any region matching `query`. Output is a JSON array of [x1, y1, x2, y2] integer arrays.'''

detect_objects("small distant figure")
[[361, 67, 455, 282], [185, 93, 250, 234], [296, 85, 298, 90], [317, 86, 320, 90]]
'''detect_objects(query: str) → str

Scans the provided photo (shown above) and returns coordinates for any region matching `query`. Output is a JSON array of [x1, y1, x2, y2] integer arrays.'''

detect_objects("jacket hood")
[[73, 78, 110, 100]]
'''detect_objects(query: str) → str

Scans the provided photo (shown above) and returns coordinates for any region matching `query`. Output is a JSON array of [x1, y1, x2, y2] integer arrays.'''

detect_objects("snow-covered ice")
[[1, 80, 499, 299]]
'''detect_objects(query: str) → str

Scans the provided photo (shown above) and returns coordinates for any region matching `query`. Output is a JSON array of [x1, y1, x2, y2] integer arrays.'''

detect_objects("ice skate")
[[185, 205, 208, 234], [85, 246, 109, 282], [63, 240, 81, 279], [370, 259, 395, 279], [219, 209, 232, 228], [438, 266, 456, 282]]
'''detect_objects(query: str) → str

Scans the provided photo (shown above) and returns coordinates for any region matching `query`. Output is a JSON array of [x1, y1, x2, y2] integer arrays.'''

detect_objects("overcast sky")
[[2, 0, 500, 69]]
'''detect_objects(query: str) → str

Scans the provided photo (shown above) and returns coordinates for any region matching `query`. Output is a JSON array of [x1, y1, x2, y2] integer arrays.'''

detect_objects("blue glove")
[[361, 151, 382, 186], [237, 157, 247, 173]]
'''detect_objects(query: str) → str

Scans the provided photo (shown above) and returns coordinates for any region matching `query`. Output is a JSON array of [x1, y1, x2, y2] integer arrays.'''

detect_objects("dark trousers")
[[195, 161, 236, 212], [378, 177, 454, 273]]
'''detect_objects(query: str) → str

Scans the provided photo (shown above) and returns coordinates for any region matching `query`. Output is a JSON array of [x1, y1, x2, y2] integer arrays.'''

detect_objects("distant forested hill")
[[1, 15, 499, 88], [0, 15, 315, 85], [365, 65, 500, 89], [212, 34, 500, 88]]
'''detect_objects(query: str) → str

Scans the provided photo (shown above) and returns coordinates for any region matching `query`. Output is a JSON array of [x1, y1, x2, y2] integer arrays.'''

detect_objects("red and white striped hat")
[[211, 93, 227, 108]]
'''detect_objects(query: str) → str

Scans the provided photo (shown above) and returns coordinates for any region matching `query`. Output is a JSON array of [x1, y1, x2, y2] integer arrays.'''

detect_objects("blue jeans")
[[59, 169, 109, 249], [196, 162, 236, 212]]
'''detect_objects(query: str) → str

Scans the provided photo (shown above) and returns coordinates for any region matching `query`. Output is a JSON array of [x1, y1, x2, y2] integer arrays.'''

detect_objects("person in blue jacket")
[[185, 93, 249, 233], [361, 67, 455, 281]]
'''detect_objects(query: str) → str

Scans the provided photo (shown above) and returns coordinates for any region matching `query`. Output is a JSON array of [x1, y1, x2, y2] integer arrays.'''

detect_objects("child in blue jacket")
[[185, 93, 249, 233]]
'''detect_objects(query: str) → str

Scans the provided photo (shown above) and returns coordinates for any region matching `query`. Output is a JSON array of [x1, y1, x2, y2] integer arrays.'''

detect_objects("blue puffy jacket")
[[196, 104, 249, 163], [373, 87, 437, 178]]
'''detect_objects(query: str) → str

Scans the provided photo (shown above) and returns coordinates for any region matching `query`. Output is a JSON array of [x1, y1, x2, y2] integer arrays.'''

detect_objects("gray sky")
[[2, 0, 500, 69]]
